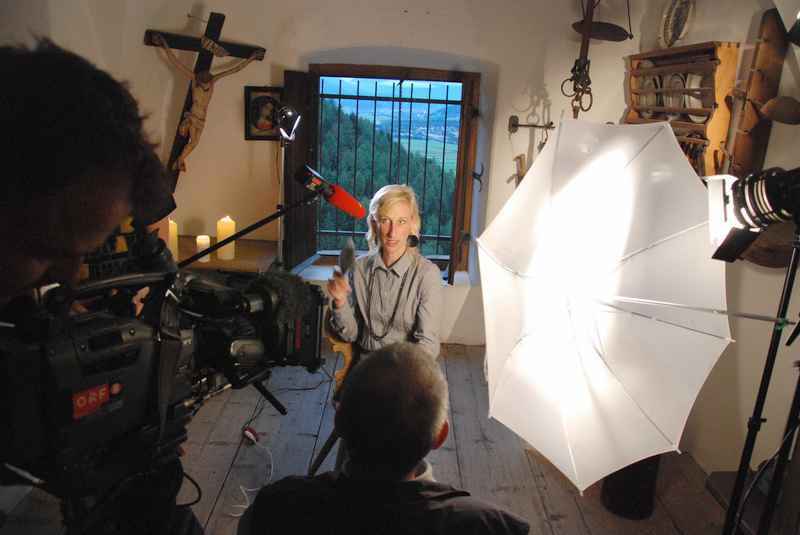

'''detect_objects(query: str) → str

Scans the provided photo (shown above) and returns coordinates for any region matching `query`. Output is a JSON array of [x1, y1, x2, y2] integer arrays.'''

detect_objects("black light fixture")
[[254, 95, 301, 143], [708, 168, 800, 262], [275, 101, 301, 142]]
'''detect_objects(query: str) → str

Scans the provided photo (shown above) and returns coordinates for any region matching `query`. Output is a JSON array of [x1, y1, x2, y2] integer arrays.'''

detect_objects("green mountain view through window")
[[317, 77, 462, 257]]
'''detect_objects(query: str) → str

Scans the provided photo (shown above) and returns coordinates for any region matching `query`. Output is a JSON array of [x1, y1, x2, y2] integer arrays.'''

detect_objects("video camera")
[[0, 227, 325, 534]]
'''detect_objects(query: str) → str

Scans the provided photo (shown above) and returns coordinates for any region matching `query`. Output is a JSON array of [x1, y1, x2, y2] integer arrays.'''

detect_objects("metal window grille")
[[316, 76, 463, 259]]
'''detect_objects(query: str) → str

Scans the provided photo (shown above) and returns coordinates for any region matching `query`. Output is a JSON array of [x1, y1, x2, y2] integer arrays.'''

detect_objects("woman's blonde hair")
[[365, 184, 421, 252]]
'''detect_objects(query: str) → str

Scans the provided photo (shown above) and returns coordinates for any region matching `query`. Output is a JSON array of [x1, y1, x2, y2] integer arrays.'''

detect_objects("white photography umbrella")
[[477, 120, 731, 491]]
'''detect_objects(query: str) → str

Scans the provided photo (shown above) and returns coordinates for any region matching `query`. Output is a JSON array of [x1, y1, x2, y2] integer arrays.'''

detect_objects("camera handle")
[[45, 272, 173, 316], [178, 190, 322, 269]]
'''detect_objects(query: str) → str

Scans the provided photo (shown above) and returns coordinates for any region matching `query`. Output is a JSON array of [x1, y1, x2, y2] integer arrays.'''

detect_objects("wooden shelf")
[[625, 41, 739, 176], [630, 60, 719, 77], [632, 104, 714, 116], [177, 235, 278, 273], [631, 87, 713, 95], [625, 116, 708, 134], [629, 40, 730, 61]]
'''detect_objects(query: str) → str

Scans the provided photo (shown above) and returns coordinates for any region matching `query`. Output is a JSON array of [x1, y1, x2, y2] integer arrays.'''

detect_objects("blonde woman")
[[327, 184, 442, 359]]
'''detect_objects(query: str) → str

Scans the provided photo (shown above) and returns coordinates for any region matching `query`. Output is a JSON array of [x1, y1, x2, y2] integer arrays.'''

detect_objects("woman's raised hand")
[[327, 270, 351, 308]]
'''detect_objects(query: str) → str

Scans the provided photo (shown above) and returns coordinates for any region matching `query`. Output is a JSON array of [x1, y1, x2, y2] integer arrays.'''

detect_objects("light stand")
[[721, 220, 800, 535], [275, 141, 286, 269], [774, 402, 800, 533], [712, 168, 800, 535], [765, 350, 800, 534]]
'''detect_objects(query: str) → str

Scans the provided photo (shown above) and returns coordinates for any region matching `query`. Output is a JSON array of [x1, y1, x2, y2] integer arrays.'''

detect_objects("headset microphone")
[[297, 165, 366, 219]]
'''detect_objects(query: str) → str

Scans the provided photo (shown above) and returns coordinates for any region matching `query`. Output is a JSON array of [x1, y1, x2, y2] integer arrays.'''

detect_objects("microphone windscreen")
[[247, 271, 314, 323], [328, 184, 366, 219], [339, 238, 356, 274]]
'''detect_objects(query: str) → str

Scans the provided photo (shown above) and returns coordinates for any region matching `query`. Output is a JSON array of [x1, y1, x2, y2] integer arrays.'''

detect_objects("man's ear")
[[432, 420, 449, 450]]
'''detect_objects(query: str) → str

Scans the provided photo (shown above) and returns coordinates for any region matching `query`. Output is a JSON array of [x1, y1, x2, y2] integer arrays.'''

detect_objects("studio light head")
[[275, 101, 301, 142], [254, 95, 301, 143], [708, 168, 800, 262]]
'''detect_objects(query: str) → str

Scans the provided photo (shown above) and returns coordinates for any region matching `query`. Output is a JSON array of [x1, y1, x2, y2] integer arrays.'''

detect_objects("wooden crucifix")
[[144, 13, 266, 190]]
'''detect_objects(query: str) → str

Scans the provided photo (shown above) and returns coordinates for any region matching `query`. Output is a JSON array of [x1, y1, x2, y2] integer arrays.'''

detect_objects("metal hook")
[[538, 127, 549, 152], [472, 163, 485, 192], [508, 116, 555, 134]]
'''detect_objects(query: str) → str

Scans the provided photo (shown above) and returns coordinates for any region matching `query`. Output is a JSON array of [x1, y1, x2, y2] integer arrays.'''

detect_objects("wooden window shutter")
[[282, 70, 320, 271], [448, 73, 480, 284]]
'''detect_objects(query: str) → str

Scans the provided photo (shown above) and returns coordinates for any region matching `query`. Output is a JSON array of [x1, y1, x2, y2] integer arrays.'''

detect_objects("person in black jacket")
[[239, 342, 529, 535]]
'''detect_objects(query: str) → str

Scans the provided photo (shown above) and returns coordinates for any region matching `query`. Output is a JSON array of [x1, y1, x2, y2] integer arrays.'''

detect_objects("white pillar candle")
[[196, 235, 211, 263], [168, 219, 179, 261], [216, 215, 236, 260]]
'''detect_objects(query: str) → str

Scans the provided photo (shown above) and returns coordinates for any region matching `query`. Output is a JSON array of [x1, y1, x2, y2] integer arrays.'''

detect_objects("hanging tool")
[[561, 0, 597, 118], [472, 163, 485, 192], [561, 0, 633, 118]]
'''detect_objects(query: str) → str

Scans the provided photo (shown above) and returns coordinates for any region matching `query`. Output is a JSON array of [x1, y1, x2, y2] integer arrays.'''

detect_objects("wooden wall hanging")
[[729, 8, 788, 180], [732, 9, 791, 268], [144, 13, 266, 191], [624, 41, 739, 177]]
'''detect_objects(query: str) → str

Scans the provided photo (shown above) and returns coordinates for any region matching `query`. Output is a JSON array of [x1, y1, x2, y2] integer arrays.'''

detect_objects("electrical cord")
[[242, 395, 268, 431], [228, 427, 275, 518], [178, 471, 203, 507], [319, 364, 334, 381], [225, 361, 334, 518], [732, 419, 800, 532], [273, 363, 334, 393], [276, 376, 331, 392]]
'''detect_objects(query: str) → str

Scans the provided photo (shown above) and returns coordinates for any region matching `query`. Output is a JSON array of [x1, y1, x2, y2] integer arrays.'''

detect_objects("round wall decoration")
[[659, 0, 695, 48]]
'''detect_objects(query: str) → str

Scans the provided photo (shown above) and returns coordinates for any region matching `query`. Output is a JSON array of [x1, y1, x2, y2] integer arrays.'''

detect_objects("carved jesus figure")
[[154, 33, 264, 171]]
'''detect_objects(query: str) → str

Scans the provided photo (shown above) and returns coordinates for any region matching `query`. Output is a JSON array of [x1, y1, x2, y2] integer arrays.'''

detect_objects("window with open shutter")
[[284, 65, 479, 284]]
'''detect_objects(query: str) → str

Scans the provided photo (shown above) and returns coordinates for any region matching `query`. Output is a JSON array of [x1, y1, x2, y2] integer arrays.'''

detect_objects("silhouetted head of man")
[[335, 342, 449, 481], [0, 39, 173, 306]]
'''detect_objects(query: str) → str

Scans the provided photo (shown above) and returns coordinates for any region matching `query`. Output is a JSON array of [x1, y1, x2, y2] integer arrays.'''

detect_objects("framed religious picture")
[[244, 86, 283, 140]]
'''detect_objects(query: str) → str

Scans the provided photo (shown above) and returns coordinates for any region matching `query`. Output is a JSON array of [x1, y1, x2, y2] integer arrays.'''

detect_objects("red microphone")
[[298, 165, 366, 219], [328, 184, 367, 218]]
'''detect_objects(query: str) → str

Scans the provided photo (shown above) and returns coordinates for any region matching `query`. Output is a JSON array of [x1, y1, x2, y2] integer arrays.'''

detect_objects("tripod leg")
[[758, 364, 800, 533], [308, 429, 339, 476], [252, 381, 287, 415]]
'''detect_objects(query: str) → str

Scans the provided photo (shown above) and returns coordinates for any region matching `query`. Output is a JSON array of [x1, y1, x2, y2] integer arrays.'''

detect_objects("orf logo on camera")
[[72, 384, 110, 420]]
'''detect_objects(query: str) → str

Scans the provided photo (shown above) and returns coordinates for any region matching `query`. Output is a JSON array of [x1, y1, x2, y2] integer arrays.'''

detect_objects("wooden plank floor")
[[1, 344, 725, 534]]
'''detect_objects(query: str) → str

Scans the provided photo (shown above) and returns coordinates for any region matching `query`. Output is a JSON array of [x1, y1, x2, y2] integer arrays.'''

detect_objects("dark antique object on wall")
[[143, 13, 266, 189], [244, 86, 284, 141]]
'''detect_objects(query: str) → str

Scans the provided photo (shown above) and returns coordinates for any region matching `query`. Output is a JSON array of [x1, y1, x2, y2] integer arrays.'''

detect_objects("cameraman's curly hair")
[[0, 39, 173, 224]]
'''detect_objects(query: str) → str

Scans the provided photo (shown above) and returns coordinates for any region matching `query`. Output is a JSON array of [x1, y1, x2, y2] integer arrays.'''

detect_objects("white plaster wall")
[[4, 0, 800, 473]]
